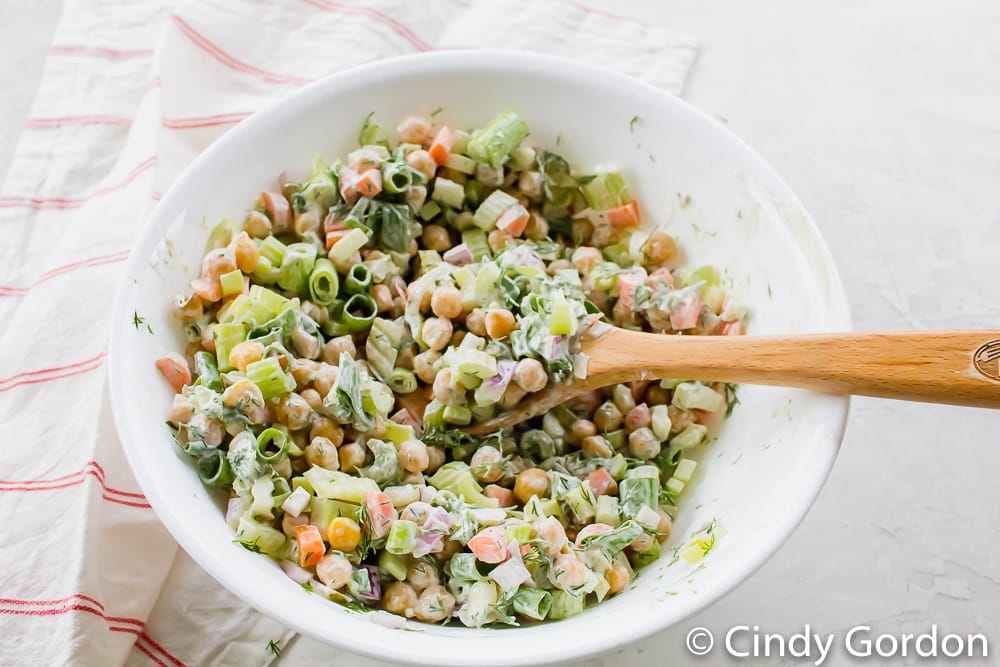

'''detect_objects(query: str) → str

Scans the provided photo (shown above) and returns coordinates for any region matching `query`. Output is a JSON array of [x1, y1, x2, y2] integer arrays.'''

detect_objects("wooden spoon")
[[464, 328, 1000, 435]]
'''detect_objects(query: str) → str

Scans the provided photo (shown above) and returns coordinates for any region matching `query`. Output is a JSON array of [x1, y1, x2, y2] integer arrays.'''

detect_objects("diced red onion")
[[279, 560, 313, 585], [542, 335, 568, 361], [474, 360, 517, 404], [422, 507, 453, 534], [488, 541, 532, 593], [358, 564, 382, 601], [443, 243, 474, 266], [412, 531, 444, 558]]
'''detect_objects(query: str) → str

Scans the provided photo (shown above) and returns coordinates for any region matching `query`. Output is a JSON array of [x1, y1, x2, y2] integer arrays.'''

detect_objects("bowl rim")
[[109, 49, 851, 666]]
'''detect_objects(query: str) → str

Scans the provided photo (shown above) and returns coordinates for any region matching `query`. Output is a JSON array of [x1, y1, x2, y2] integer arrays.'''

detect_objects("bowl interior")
[[109, 51, 849, 666]]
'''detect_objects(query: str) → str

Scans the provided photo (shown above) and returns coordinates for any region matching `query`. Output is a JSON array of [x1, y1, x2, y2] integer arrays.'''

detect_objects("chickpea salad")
[[156, 111, 747, 627]]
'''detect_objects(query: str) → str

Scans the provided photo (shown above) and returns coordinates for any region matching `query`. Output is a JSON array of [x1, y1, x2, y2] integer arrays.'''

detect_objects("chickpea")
[[293, 210, 320, 237], [405, 149, 436, 180], [567, 419, 597, 446], [348, 147, 383, 173], [201, 248, 237, 281], [514, 468, 550, 504], [630, 532, 656, 553], [372, 284, 394, 313], [656, 508, 673, 543], [532, 516, 568, 558], [300, 388, 324, 412], [645, 384, 671, 405], [398, 439, 430, 473], [421, 224, 451, 252], [301, 300, 328, 326], [200, 324, 216, 354], [624, 403, 652, 433], [397, 115, 431, 144], [399, 501, 432, 524], [309, 417, 343, 447], [524, 211, 549, 241], [517, 170, 544, 201], [243, 209, 272, 238], [222, 380, 264, 413], [413, 350, 441, 384], [322, 335, 356, 366], [628, 427, 661, 460], [465, 308, 487, 336], [228, 340, 264, 374], [421, 317, 453, 351], [498, 384, 527, 409], [273, 456, 292, 478], [406, 560, 439, 592], [405, 185, 427, 213], [591, 223, 621, 248], [552, 552, 587, 589], [291, 328, 321, 360], [668, 405, 696, 432], [290, 358, 319, 388], [571, 246, 602, 277], [642, 230, 678, 266], [438, 537, 463, 561], [612, 384, 637, 414], [512, 358, 546, 393], [475, 163, 503, 188], [312, 364, 339, 397], [470, 445, 504, 483], [326, 516, 362, 551], [316, 554, 353, 590], [281, 511, 310, 538], [606, 563, 630, 594], [415, 585, 455, 623], [382, 582, 419, 617], [581, 435, 613, 459], [168, 394, 194, 426], [338, 442, 367, 474], [484, 308, 516, 339], [432, 367, 456, 404], [304, 436, 339, 471], [277, 393, 313, 431], [593, 401, 623, 432], [426, 445, 446, 474], [171, 294, 203, 323], [430, 284, 463, 319], [487, 228, 512, 252], [546, 258, 572, 275]]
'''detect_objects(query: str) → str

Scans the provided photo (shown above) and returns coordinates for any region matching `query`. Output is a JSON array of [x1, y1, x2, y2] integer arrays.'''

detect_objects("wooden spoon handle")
[[592, 329, 1000, 408]]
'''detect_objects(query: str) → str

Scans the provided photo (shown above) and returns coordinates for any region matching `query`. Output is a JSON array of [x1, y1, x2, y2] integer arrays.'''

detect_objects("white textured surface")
[[3, 1, 998, 666]]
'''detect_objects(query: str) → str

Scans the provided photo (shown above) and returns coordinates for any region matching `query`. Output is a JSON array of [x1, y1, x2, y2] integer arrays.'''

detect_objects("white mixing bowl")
[[109, 51, 850, 666]]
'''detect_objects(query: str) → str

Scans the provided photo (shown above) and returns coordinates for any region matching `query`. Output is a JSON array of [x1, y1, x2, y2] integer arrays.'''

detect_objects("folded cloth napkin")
[[0, 1, 696, 664]]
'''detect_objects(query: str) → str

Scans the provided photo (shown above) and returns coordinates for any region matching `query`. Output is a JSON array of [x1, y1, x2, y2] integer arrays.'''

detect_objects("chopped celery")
[[673, 458, 697, 483], [605, 429, 626, 453], [595, 495, 621, 527], [581, 519, 643, 556], [386, 519, 418, 555], [219, 270, 244, 297], [467, 112, 529, 168], [548, 590, 585, 620], [512, 588, 551, 621], [506, 522, 534, 545], [235, 517, 286, 558], [472, 189, 517, 230], [563, 482, 596, 523], [443, 404, 472, 425], [309, 497, 360, 534], [308, 258, 340, 305], [276, 243, 317, 294], [664, 477, 686, 496], [605, 453, 628, 480], [549, 291, 573, 335], [329, 227, 369, 262], [428, 462, 499, 507], [672, 382, 726, 413], [619, 477, 657, 519], [382, 421, 414, 447], [629, 538, 662, 568], [625, 465, 660, 482], [259, 236, 288, 266], [445, 153, 477, 174], [670, 423, 709, 450], [442, 347, 497, 379], [462, 229, 492, 262], [303, 466, 380, 503], [431, 178, 465, 209], [418, 200, 441, 221], [246, 357, 295, 399], [581, 171, 630, 210], [379, 550, 411, 581], [507, 145, 536, 172], [418, 249, 442, 269], [213, 322, 248, 372], [384, 484, 420, 508]]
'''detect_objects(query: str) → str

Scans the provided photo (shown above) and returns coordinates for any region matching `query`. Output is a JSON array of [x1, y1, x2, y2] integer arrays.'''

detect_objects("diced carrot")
[[670, 294, 702, 330], [323, 212, 346, 235], [325, 229, 351, 250], [428, 126, 454, 165], [468, 525, 509, 564], [647, 267, 675, 288], [606, 200, 641, 228], [260, 191, 291, 234], [484, 484, 516, 507], [616, 268, 647, 310], [363, 490, 396, 539], [495, 204, 530, 237], [574, 522, 614, 547], [190, 277, 221, 303], [719, 319, 743, 336], [353, 169, 382, 198], [155, 352, 191, 393], [586, 469, 618, 497], [296, 524, 326, 568]]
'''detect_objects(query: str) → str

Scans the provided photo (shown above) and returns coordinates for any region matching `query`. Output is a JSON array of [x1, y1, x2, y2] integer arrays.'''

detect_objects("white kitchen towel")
[[0, 1, 696, 665]]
